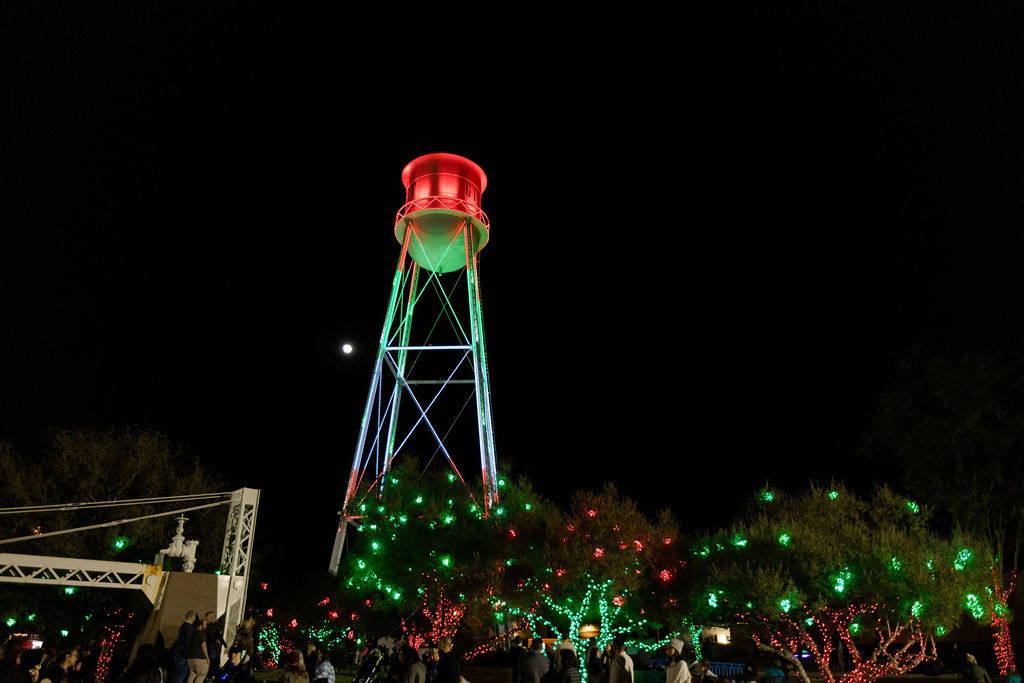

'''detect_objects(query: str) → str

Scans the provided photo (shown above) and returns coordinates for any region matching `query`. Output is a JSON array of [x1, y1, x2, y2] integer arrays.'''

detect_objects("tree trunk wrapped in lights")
[[689, 484, 991, 683], [510, 578, 656, 655], [985, 569, 1017, 675], [401, 572, 466, 648]]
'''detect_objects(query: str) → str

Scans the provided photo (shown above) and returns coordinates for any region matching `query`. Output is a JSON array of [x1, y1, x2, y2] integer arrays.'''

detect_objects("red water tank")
[[394, 153, 490, 273]]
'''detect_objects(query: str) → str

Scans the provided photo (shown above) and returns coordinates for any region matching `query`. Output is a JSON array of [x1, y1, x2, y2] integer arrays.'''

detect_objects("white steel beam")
[[0, 553, 163, 604]]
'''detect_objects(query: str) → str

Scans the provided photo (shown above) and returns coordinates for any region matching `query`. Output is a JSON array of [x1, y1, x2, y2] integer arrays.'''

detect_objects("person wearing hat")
[[214, 647, 253, 683], [607, 639, 632, 683], [423, 644, 440, 683], [664, 640, 690, 683]]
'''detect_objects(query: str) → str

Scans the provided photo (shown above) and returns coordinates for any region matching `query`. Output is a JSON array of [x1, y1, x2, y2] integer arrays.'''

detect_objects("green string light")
[[954, 549, 973, 571], [966, 594, 985, 619], [833, 568, 852, 594]]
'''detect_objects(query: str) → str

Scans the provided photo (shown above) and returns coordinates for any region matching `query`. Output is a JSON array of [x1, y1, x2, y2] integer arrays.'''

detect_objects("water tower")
[[329, 153, 499, 574]]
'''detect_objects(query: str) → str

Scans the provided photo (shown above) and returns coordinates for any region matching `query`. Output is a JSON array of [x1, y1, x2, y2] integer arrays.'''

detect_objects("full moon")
[[341, 343, 353, 354]]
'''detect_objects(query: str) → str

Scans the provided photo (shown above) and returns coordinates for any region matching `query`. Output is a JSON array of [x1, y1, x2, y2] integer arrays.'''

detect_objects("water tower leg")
[[464, 224, 499, 512], [331, 230, 413, 575]]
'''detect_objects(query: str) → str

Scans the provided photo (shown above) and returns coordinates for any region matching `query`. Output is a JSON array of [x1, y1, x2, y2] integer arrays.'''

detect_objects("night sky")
[[2, 5, 1022, 578]]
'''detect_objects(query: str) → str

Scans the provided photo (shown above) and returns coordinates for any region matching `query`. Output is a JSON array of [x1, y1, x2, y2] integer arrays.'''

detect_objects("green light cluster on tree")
[[954, 548, 974, 571]]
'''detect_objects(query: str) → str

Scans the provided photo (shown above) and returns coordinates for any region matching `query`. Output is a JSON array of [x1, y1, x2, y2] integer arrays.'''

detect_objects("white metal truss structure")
[[0, 488, 258, 640], [218, 488, 259, 648], [0, 552, 163, 603]]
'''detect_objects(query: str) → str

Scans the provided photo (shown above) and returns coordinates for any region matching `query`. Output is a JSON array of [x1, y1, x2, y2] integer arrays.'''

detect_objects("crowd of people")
[[0, 610, 267, 683], [347, 635, 740, 683], [1, 620, 1015, 683], [340, 633, 1018, 683]]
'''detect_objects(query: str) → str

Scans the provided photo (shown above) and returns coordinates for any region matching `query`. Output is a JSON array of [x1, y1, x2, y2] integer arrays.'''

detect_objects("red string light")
[[988, 568, 1017, 675], [94, 609, 132, 683]]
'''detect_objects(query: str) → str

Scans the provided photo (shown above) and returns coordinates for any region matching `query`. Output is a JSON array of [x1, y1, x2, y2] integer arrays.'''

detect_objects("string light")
[[953, 549, 973, 571], [95, 608, 133, 683], [985, 568, 1017, 675]]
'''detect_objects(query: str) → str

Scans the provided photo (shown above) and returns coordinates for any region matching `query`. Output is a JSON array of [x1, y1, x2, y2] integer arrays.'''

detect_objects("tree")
[[688, 484, 991, 683], [506, 484, 682, 657], [0, 427, 227, 564], [859, 347, 1024, 672], [0, 427, 227, 646], [859, 347, 1024, 572], [334, 455, 558, 647]]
